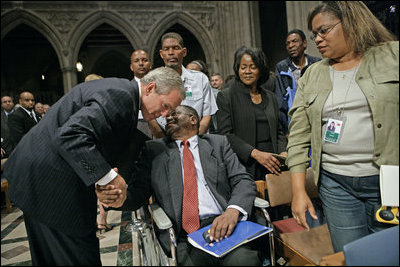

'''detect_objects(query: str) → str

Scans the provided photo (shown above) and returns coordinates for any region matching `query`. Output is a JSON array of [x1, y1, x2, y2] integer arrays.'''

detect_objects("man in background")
[[1, 95, 15, 158], [130, 49, 157, 139], [8, 91, 40, 148], [34, 102, 44, 119], [210, 73, 224, 98], [209, 73, 224, 133], [150, 32, 218, 138], [274, 29, 320, 137]]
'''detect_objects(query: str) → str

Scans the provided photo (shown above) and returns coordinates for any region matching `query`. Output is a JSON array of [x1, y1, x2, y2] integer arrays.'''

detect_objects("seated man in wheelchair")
[[97, 105, 263, 266]]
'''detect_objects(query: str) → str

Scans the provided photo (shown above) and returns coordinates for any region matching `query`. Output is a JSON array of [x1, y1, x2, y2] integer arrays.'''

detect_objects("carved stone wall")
[[2, 1, 263, 93]]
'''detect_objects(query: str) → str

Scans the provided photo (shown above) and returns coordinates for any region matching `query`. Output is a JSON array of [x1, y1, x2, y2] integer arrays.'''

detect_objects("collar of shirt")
[[20, 106, 34, 116], [291, 57, 308, 70], [137, 78, 142, 111], [135, 76, 144, 119], [175, 134, 198, 152]]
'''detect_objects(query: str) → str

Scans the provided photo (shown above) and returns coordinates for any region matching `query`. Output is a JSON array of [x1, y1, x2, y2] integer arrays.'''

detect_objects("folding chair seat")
[[255, 168, 334, 266]]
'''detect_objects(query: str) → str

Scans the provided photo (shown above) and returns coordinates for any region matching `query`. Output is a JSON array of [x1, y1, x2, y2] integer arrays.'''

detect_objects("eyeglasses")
[[310, 21, 341, 41]]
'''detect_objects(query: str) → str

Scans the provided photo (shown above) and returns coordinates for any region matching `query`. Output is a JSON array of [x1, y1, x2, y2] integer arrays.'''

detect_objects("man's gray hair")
[[141, 67, 185, 100]]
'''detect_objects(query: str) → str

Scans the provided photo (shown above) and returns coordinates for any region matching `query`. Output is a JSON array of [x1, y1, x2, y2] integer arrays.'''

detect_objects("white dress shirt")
[[176, 135, 247, 220]]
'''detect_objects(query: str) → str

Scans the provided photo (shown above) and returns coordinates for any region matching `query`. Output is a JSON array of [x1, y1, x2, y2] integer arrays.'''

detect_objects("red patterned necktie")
[[181, 140, 200, 234]]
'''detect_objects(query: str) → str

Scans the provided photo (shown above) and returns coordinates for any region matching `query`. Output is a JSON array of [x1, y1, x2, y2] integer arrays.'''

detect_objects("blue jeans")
[[318, 169, 390, 252]]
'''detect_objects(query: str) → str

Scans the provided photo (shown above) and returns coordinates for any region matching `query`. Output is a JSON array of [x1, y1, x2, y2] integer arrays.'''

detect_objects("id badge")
[[324, 117, 345, 144], [185, 85, 192, 98]]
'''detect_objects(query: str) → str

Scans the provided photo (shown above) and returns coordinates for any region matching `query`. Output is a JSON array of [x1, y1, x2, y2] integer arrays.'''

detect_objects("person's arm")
[[216, 89, 254, 163], [250, 149, 282, 175], [200, 75, 218, 134], [208, 135, 256, 241], [199, 115, 211, 134], [287, 67, 317, 229], [51, 85, 134, 196], [291, 172, 317, 230]]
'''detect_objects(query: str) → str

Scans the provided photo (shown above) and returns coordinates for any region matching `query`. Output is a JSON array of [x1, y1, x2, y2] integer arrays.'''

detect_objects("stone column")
[[61, 66, 77, 94], [285, 1, 322, 58], [213, 1, 261, 78]]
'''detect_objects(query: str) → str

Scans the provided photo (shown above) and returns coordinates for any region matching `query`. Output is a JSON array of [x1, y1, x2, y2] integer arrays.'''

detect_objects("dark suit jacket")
[[1, 109, 14, 157], [4, 78, 149, 237], [216, 79, 287, 177], [123, 134, 256, 255], [7, 107, 41, 149]]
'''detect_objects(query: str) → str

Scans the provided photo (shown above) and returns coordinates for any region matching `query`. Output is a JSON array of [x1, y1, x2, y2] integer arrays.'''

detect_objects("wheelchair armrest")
[[148, 203, 173, 230], [254, 197, 269, 209]]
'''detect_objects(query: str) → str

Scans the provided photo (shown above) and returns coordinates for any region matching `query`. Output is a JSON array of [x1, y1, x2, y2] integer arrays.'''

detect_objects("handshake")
[[96, 167, 127, 208]]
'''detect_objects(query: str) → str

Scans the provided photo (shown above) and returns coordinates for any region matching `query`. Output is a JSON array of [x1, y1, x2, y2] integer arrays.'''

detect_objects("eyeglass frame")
[[310, 21, 341, 41]]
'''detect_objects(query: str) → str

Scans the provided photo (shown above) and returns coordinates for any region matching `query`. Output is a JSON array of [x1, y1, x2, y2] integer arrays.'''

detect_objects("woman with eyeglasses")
[[287, 1, 398, 253]]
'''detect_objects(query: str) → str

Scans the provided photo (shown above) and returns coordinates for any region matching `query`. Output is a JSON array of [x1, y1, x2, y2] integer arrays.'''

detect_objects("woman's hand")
[[251, 149, 282, 175], [291, 172, 318, 230]]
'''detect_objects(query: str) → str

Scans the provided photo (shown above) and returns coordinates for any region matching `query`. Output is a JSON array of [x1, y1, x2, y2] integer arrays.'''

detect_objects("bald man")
[[8, 91, 40, 148], [130, 49, 152, 80], [130, 49, 157, 138]]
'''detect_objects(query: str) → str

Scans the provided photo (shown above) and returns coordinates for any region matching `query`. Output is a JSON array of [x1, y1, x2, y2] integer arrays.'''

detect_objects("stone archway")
[[68, 11, 142, 66], [147, 11, 216, 70], [1, 11, 64, 104], [1, 9, 63, 63]]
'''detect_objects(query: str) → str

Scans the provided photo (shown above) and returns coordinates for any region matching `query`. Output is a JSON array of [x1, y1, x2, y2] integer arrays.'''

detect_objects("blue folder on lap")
[[187, 221, 272, 258]]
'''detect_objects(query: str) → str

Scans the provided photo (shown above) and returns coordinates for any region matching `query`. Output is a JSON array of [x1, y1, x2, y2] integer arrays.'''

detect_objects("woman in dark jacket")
[[216, 46, 287, 180]]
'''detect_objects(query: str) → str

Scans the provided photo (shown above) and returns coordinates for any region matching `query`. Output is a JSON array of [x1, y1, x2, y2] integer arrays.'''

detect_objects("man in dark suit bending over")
[[3, 67, 185, 266], [98, 105, 261, 266]]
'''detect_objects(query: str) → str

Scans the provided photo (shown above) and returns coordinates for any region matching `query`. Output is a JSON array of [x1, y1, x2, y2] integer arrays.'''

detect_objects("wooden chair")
[[1, 179, 12, 213], [255, 168, 335, 266]]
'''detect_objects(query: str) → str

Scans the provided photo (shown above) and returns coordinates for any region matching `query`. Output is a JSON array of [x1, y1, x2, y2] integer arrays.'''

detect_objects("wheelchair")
[[133, 197, 274, 266]]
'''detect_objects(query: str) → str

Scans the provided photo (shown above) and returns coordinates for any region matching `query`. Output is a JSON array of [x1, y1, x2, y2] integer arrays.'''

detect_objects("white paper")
[[379, 165, 399, 206]]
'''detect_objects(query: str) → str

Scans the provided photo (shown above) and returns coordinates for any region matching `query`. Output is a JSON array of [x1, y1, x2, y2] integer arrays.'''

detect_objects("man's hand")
[[96, 170, 127, 208], [208, 208, 239, 242]]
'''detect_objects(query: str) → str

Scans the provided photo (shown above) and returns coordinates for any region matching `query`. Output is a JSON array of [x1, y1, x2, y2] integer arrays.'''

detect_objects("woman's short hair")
[[187, 60, 209, 78], [307, 1, 396, 55], [233, 46, 270, 87]]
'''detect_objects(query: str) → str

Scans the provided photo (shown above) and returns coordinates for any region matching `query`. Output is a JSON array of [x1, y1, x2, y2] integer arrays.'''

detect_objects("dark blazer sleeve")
[[216, 88, 254, 163], [119, 130, 153, 211], [1, 111, 14, 156], [51, 80, 138, 186], [267, 90, 288, 153], [217, 135, 256, 215]]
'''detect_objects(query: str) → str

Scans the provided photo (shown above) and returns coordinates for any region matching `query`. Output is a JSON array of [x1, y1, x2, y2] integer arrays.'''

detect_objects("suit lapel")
[[165, 142, 184, 225], [198, 138, 218, 192]]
